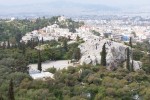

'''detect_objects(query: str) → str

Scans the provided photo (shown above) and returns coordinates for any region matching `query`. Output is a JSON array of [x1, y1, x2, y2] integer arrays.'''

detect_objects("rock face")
[[79, 39, 142, 70], [132, 61, 142, 70]]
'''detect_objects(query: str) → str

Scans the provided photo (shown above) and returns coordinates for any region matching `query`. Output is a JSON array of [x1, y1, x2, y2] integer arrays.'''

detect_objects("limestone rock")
[[79, 39, 142, 70], [133, 60, 142, 70]]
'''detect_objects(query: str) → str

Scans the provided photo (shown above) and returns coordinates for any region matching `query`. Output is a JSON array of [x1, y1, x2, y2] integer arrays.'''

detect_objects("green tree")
[[126, 47, 130, 71], [68, 25, 76, 33], [129, 37, 134, 71], [133, 50, 144, 60], [74, 48, 81, 61], [76, 35, 80, 42], [63, 39, 68, 52], [0, 93, 4, 100], [46, 67, 56, 74], [8, 79, 15, 100], [38, 50, 42, 72], [141, 54, 150, 73], [2, 41, 6, 49], [7, 39, 10, 49], [129, 37, 132, 48], [41, 37, 44, 44], [131, 60, 134, 72], [101, 43, 106, 66], [21, 42, 26, 55], [131, 31, 136, 37], [15, 33, 22, 45]]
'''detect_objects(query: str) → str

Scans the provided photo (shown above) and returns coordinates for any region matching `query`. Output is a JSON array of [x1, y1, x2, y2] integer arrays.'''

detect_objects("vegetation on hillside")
[[0, 16, 84, 42], [0, 17, 150, 100]]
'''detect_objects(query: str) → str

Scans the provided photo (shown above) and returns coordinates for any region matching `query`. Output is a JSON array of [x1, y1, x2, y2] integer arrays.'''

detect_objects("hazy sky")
[[0, 0, 150, 16], [0, 0, 150, 7]]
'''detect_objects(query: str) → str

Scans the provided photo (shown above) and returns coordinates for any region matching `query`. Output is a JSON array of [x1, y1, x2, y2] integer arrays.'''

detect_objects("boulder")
[[133, 60, 142, 70]]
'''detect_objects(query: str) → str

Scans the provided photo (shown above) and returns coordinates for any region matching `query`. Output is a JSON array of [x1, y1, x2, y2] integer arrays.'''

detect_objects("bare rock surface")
[[79, 39, 142, 70]]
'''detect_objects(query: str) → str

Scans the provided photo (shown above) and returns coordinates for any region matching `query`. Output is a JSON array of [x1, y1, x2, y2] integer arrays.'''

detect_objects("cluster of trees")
[[131, 39, 150, 73], [1, 17, 150, 100], [57, 18, 84, 33], [0, 17, 83, 98], [0, 16, 84, 46], [1, 40, 150, 100], [0, 36, 82, 99], [0, 48, 31, 100], [0, 17, 49, 41], [91, 30, 101, 36], [1, 62, 150, 100], [0, 37, 82, 63]]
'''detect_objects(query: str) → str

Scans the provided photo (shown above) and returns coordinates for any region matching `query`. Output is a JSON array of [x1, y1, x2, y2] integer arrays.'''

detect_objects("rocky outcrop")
[[132, 60, 142, 70], [79, 39, 142, 70]]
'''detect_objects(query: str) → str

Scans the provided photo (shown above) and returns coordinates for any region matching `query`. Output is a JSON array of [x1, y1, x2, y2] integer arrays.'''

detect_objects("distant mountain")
[[45, 1, 119, 11], [1, 1, 150, 18], [0, 1, 120, 16]]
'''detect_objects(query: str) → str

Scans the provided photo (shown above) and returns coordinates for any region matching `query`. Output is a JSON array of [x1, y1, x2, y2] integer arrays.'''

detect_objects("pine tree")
[[101, 43, 107, 66], [126, 47, 130, 71], [38, 50, 42, 72], [8, 79, 15, 100]]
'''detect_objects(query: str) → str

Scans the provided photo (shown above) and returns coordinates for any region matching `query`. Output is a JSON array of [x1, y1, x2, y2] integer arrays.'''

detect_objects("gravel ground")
[[28, 60, 73, 71]]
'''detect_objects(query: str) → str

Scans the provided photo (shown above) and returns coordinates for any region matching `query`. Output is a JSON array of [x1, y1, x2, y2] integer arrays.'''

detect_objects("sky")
[[0, 0, 150, 16], [0, 0, 150, 7]]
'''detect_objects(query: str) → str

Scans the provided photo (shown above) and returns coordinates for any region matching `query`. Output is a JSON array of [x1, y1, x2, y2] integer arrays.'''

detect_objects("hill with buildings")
[[0, 16, 150, 100]]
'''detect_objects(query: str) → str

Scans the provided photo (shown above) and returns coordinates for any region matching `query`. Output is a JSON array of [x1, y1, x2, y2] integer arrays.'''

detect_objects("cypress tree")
[[7, 39, 10, 49], [74, 48, 81, 61], [131, 60, 134, 72], [0, 94, 4, 100], [41, 37, 44, 44], [15, 33, 22, 44], [31, 38, 34, 49], [76, 35, 80, 42], [63, 39, 68, 52], [8, 79, 15, 100], [130, 37, 134, 71], [126, 47, 130, 71], [68, 35, 71, 41], [2, 41, 6, 49], [21, 42, 26, 55], [38, 50, 42, 72], [129, 37, 132, 48], [101, 43, 107, 66]]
